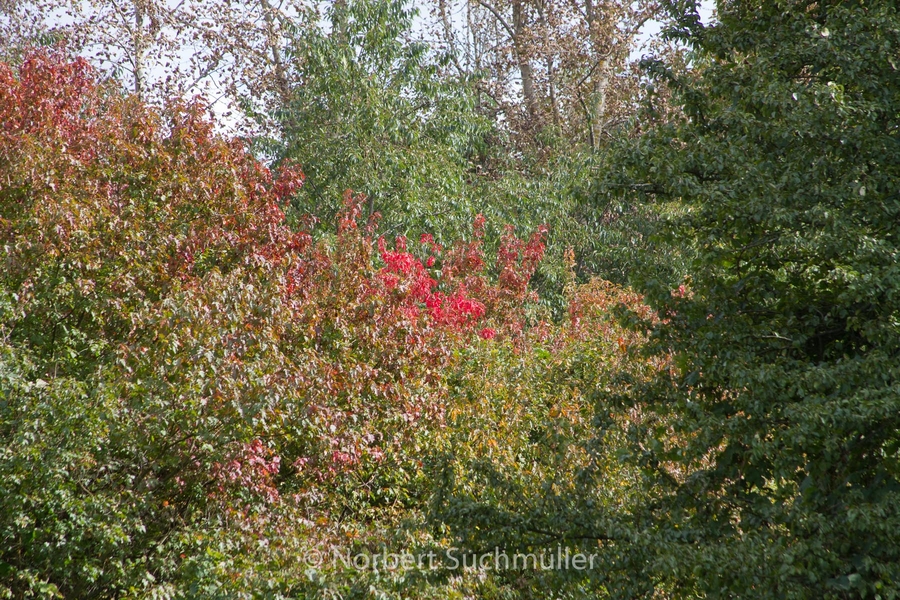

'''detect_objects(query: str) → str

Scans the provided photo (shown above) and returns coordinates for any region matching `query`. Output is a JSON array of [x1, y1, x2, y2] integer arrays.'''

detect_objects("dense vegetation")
[[1, 0, 898, 598]]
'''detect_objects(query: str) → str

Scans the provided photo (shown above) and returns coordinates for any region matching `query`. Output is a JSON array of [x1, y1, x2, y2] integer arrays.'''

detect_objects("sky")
[[630, 0, 717, 60]]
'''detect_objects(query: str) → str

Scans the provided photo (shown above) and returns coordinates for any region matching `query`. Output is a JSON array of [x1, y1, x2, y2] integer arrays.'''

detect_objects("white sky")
[[630, 0, 716, 61]]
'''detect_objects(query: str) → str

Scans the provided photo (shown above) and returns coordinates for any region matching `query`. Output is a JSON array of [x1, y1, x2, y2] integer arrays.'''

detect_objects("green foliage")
[[274, 0, 489, 242], [11, 0, 898, 595], [427, 0, 900, 597], [429, 278, 667, 598], [0, 50, 303, 598], [593, 0, 900, 596]]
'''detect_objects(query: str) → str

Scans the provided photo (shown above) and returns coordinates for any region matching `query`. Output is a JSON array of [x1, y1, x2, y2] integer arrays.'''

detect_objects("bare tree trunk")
[[332, 0, 348, 42], [258, 0, 290, 101], [438, 0, 465, 75], [590, 58, 610, 149], [535, 0, 558, 127], [512, 0, 537, 120], [585, 0, 609, 149], [133, 0, 145, 98], [547, 56, 560, 126]]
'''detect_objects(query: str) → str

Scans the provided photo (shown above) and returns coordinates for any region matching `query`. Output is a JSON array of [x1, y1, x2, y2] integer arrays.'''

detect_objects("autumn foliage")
[[5, 0, 896, 595], [0, 51, 573, 597]]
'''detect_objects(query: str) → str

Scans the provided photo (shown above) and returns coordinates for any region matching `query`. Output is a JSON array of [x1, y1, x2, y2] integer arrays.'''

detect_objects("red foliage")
[[278, 192, 547, 482], [0, 50, 306, 323], [212, 440, 282, 504], [0, 50, 549, 503]]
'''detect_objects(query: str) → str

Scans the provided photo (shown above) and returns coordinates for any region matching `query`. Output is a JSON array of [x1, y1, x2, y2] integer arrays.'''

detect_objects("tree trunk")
[[590, 59, 610, 149], [512, 0, 537, 120], [133, 0, 145, 98], [258, 0, 290, 101], [585, 0, 609, 149]]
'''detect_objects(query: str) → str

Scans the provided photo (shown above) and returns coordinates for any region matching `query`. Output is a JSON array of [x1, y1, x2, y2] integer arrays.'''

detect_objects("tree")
[[276, 0, 578, 248], [0, 50, 305, 596], [275, 0, 485, 241], [429, 277, 667, 598], [601, 0, 900, 596]]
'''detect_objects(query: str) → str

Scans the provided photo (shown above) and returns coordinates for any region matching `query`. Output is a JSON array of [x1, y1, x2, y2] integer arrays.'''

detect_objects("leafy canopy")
[[602, 0, 900, 596], [274, 0, 491, 242]]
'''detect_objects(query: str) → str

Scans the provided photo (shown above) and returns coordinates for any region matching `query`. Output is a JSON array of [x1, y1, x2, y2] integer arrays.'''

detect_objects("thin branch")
[[476, 0, 515, 40]]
